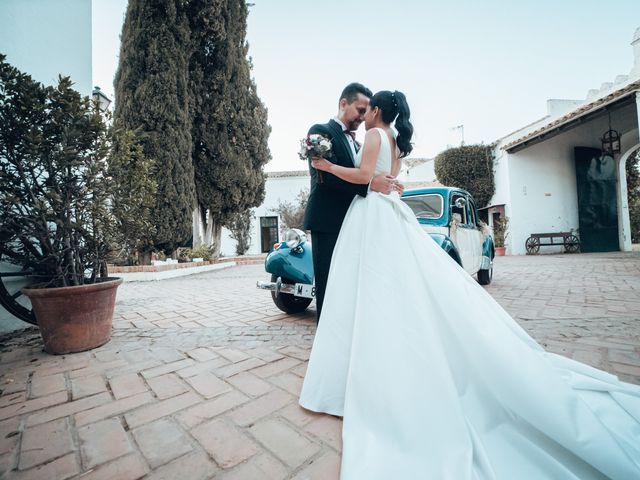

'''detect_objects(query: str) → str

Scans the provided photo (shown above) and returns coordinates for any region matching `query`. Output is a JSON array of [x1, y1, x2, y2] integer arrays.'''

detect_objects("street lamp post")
[[92, 86, 112, 113]]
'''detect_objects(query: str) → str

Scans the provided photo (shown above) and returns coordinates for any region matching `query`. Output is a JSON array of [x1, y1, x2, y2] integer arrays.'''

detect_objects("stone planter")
[[495, 246, 506, 256], [22, 278, 123, 354]]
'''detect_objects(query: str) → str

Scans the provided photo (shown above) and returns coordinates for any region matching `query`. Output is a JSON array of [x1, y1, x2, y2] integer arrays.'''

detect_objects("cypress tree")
[[225, 0, 270, 215], [114, 0, 196, 255], [189, 0, 270, 249]]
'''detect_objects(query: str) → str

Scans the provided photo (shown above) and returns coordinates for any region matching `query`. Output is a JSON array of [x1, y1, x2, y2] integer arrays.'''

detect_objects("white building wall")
[[505, 138, 582, 255], [220, 173, 310, 256], [0, 0, 93, 95], [397, 160, 436, 183]]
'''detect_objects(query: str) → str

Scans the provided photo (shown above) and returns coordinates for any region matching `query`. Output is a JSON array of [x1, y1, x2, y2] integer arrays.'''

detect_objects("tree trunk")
[[192, 202, 205, 248], [205, 211, 222, 258], [99, 261, 109, 278], [137, 251, 152, 265]]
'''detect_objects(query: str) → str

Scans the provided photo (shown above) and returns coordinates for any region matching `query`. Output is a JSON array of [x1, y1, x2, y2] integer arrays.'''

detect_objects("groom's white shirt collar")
[[333, 117, 357, 158], [333, 117, 348, 132]]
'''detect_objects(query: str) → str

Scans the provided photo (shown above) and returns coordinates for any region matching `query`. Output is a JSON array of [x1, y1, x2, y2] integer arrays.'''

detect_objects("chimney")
[[546, 99, 584, 117], [631, 27, 640, 79]]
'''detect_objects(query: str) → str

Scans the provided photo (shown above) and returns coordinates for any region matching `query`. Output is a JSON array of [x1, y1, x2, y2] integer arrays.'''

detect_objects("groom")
[[303, 82, 402, 322]]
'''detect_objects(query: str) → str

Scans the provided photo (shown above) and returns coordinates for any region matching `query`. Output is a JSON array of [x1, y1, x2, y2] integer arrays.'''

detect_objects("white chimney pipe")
[[631, 27, 640, 79]]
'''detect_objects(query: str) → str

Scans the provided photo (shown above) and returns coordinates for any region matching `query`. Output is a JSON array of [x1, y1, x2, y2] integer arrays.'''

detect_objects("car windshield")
[[401, 194, 443, 219]]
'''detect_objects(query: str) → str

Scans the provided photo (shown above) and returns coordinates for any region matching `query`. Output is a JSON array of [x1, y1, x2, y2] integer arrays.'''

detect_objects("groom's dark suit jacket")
[[303, 119, 368, 321], [303, 119, 368, 233]]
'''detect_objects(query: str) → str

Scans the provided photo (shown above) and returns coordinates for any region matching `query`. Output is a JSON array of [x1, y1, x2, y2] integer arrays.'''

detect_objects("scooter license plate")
[[294, 283, 315, 298]]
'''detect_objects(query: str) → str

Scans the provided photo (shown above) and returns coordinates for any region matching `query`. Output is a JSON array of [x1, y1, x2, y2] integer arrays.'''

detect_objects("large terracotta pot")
[[22, 278, 123, 354], [495, 246, 506, 256]]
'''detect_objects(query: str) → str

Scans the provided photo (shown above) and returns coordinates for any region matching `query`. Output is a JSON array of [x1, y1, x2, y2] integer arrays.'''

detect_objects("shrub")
[[178, 244, 218, 262], [434, 145, 495, 208], [226, 209, 254, 256], [493, 216, 509, 247], [272, 189, 309, 234], [0, 56, 149, 286]]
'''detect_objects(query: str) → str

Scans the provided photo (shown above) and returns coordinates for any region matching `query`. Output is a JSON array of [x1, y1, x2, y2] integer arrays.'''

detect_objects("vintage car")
[[400, 187, 494, 283], [257, 187, 495, 313]]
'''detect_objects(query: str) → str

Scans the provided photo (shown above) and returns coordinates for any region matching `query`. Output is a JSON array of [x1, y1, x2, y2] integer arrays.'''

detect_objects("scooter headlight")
[[283, 228, 307, 249]]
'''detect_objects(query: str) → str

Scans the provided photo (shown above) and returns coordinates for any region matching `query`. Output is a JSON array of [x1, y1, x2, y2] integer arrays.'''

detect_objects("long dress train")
[[299, 128, 640, 479]]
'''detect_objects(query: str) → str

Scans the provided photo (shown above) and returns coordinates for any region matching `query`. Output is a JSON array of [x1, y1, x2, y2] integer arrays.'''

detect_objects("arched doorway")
[[617, 143, 640, 251]]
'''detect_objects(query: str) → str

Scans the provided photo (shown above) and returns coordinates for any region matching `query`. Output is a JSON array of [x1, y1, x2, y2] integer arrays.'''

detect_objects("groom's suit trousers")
[[311, 231, 339, 323]]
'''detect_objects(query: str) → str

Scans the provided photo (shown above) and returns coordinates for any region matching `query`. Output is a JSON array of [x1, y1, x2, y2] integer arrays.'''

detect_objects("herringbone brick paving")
[[1, 252, 639, 479]]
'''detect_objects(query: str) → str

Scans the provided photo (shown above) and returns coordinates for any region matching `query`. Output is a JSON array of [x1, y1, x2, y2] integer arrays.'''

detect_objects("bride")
[[298, 90, 640, 479]]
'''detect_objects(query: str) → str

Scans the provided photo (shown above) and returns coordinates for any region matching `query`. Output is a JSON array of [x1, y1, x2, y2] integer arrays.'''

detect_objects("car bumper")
[[256, 277, 315, 299]]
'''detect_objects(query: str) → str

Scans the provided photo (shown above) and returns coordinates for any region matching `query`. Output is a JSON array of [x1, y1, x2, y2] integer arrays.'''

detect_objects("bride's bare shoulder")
[[364, 128, 382, 143]]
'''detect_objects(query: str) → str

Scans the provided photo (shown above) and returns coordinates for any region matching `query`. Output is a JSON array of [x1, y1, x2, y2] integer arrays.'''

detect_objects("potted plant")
[[0, 56, 151, 354], [493, 216, 509, 256]]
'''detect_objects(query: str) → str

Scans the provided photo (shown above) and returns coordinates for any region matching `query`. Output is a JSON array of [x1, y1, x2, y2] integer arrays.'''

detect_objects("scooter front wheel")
[[270, 274, 312, 314]]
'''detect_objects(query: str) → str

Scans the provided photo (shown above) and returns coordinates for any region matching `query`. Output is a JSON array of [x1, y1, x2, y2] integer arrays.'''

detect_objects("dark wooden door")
[[260, 216, 279, 253], [574, 147, 619, 252]]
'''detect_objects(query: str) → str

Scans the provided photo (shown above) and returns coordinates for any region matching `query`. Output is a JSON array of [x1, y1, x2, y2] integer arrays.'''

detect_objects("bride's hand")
[[311, 157, 332, 172]]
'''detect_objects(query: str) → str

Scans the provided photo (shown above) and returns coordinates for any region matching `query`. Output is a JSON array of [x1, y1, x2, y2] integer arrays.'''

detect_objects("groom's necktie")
[[345, 129, 359, 154], [344, 130, 356, 142]]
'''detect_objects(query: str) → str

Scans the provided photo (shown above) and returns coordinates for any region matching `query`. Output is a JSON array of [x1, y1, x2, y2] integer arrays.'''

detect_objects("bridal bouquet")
[[299, 134, 332, 183], [298, 134, 332, 161]]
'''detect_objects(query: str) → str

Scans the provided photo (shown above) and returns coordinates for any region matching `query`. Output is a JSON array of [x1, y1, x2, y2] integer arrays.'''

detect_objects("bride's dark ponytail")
[[369, 90, 414, 158], [393, 91, 413, 158]]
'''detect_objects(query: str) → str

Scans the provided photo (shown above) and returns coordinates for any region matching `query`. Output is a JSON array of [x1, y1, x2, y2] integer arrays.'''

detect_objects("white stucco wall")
[[504, 138, 581, 255], [398, 159, 436, 183], [220, 173, 310, 256], [0, 0, 93, 94]]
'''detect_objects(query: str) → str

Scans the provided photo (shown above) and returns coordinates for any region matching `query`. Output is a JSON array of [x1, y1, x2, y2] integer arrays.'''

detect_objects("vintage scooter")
[[256, 228, 315, 313]]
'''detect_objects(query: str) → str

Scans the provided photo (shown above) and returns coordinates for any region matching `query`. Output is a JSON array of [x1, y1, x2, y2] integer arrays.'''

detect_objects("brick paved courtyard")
[[1, 252, 639, 479]]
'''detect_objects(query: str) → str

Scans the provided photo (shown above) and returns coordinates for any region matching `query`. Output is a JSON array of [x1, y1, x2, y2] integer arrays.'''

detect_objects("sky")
[[93, 0, 640, 172]]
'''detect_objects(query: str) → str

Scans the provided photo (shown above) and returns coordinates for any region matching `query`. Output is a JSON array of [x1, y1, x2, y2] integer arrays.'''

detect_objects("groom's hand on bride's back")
[[370, 174, 404, 195]]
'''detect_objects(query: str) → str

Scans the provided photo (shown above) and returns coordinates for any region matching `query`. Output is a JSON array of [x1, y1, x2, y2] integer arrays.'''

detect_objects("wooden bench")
[[525, 232, 580, 254]]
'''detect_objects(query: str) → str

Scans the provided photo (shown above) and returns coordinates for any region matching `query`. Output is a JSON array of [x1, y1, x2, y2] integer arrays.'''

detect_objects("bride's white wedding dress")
[[299, 128, 640, 479]]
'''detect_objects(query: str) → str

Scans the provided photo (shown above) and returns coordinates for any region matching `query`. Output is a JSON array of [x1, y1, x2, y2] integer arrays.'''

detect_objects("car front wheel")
[[270, 274, 312, 313]]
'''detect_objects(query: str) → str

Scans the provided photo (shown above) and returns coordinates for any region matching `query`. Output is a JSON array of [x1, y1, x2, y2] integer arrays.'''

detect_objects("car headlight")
[[284, 228, 307, 249]]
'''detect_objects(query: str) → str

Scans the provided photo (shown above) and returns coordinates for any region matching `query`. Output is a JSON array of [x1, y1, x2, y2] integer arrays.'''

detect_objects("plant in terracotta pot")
[[493, 216, 509, 256], [0, 55, 154, 354]]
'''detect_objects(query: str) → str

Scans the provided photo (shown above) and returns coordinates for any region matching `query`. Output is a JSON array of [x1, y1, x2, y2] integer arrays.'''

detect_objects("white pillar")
[[616, 106, 639, 252]]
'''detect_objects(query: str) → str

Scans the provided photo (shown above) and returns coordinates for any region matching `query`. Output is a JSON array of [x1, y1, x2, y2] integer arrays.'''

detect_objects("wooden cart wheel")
[[0, 248, 38, 325], [564, 235, 580, 253], [525, 236, 540, 254]]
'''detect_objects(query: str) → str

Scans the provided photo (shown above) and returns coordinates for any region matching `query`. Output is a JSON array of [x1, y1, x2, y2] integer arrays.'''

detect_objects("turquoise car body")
[[264, 241, 314, 285]]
